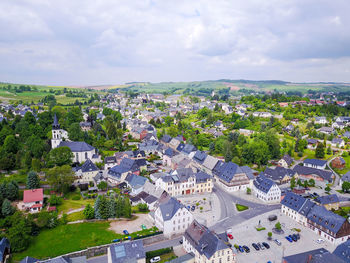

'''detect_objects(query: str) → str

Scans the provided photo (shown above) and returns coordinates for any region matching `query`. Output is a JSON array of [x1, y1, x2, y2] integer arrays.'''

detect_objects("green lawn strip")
[[66, 211, 85, 222], [13, 222, 121, 261], [235, 204, 249, 212], [13, 222, 159, 261], [57, 199, 94, 214], [159, 252, 177, 263]]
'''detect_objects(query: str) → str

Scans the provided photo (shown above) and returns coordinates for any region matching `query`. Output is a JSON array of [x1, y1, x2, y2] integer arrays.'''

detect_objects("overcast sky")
[[1, 0, 350, 85]]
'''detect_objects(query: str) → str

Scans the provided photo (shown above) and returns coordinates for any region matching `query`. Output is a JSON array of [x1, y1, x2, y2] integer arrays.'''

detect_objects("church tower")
[[51, 114, 68, 149]]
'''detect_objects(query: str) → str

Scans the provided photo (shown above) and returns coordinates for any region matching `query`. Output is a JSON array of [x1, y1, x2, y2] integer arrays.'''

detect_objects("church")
[[51, 114, 101, 164]]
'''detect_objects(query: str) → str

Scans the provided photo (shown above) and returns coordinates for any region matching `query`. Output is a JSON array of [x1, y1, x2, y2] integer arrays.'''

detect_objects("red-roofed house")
[[23, 188, 43, 213]]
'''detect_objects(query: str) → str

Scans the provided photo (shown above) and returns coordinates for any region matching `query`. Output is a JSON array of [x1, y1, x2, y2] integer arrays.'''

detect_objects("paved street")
[[211, 184, 281, 232]]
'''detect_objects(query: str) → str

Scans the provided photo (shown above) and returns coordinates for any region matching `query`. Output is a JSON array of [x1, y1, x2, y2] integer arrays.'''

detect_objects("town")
[[0, 83, 349, 263]]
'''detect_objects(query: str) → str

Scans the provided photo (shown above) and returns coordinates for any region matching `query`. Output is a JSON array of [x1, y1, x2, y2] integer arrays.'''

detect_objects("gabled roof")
[[195, 172, 211, 183], [293, 165, 333, 182], [307, 205, 346, 234], [304, 159, 327, 167], [125, 174, 148, 189], [109, 240, 145, 263], [161, 134, 172, 143], [342, 172, 350, 183], [283, 248, 345, 263], [184, 220, 229, 260], [333, 239, 350, 262], [263, 166, 296, 182], [281, 192, 307, 212], [182, 144, 197, 154], [23, 188, 43, 203], [315, 194, 340, 205], [164, 148, 178, 157], [193, 151, 207, 164], [176, 143, 185, 152], [282, 154, 293, 165], [202, 155, 219, 171], [77, 159, 99, 173], [159, 197, 185, 221], [213, 161, 244, 183], [253, 173, 277, 193], [58, 141, 95, 153]]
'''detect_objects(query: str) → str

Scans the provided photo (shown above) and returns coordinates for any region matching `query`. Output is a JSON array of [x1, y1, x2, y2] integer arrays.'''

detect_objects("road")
[[210, 184, 280, 232], [88, 185, 280, 262]]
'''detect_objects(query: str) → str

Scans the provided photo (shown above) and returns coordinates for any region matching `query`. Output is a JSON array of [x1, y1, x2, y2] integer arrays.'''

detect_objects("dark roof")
[[281, 192, 307, 212], [263, 166, 296, 182], [195, 171, 211, 183], [307, 205, 346, 234], [164, 148, 177, 157], [293, 165, 333, 182], [105, 156, 117, 163], [182, 144, 197, 154], [253, 173, 276, 193], [282, 154, 293, 165], [342, 172, 350, 183], [0, 238, 10, 262], [109, 240, 145, 263], [176, 143, 185, 152], [77, 159, 99, 173], [20, 256, 39, 263], [58, 141, 95, 152], [315, 194, 340, 205], [184, 220, 229, 260], [193, 151, 207, 164], [161, 134, 172, 143], [213, 161, 244, 183], [333, 239, 350, 262], [304, 159, 327, 167], [283, 248, 345, 263], [159, 197, 184, 221], [307, 138, 318, 144]]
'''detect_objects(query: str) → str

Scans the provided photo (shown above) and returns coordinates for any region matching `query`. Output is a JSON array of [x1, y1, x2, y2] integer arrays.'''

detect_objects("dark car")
[[290, 234, 297, 242], [123, 230, 129, 235], [295, 233, 300, 240], [262, 242, 270, 249], [242, 245, 250, 253], [313, 192, 319, 197], [252, 243, 260, 251], [179, 239, 183, 244], [191, 206, 195, 211], [285, 236, 293, 242], [238, 246, 244, 253], [257, 242, 264, 250]]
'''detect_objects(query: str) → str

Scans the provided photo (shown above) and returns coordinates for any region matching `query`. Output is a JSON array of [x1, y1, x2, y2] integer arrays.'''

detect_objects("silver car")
[[274, 239, 282, 246]]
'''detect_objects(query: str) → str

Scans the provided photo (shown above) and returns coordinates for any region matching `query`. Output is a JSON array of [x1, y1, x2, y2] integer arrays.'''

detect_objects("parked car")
[[274, 239, 281, 246], [262, 242, 270, 249], [150, 256, 161, 263], [242, 245, 250, 253], [252, 243, 260, 251], [123, 230, 129, 235], [285, 236, 293, 242], [295, 233, 300, 240], [289, 234, 297, 242], [112, 239, 120, 243], [313, 192, 319, 197], [238, 245, 244, 253], [191, 205, 195, 211], [179, 239, 183, 244], [257, 242, 264, 250], [227, 234, 234, 239], [141, 224, 147, 230]]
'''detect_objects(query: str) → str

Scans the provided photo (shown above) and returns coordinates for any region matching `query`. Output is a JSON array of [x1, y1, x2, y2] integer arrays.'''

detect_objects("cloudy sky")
[[0, 0, 349, 85]]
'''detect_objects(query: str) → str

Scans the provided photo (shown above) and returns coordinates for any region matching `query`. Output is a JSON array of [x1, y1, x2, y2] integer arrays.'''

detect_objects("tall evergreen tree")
[[2, 199, 14, 217], [94, 195, 102, 219], [315, 142, 325, 158], [26, 171, 40, 189]]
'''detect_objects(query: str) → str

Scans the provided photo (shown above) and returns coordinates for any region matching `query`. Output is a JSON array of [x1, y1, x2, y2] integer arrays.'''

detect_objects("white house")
[[23, 188, 43, 213], [153, 196, 193, 238], [74, 159, 100, 184], [303, 159, 327, 170], [252, 174, 281, 203], [315, 117, 328, 125]]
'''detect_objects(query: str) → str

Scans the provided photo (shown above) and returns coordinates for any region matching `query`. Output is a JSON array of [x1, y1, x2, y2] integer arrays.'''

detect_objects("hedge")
[[146, 247, 173, 259], [133, 231, 163, 240]]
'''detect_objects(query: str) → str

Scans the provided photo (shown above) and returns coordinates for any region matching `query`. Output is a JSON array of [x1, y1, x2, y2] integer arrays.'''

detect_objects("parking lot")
[[227, 210, 337, 263]]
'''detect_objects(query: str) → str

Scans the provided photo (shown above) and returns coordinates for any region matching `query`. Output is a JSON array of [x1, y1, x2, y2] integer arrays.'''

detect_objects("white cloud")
[[0, 0, 349, 85]]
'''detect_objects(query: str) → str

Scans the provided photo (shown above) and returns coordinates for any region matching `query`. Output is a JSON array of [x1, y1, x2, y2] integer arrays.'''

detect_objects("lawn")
[[66, 211, 85, 222], [13, 222, 120, 261], [13, 222, 159, 261], [57, 198, 94, 214], [235, 204, 249, 212]]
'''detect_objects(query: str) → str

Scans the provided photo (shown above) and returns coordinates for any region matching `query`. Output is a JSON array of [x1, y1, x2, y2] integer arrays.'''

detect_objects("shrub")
[[256, 227, 266, 231], [275, 222, 282, 230], [48, 195, 62, 206]]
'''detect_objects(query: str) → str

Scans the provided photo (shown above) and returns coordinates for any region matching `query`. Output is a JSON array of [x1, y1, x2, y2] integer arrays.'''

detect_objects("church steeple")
[[52, 114, 60, 130]]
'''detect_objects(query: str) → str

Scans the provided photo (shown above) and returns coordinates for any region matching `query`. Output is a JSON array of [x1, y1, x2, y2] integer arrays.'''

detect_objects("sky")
[[0, 0, 350, 85]]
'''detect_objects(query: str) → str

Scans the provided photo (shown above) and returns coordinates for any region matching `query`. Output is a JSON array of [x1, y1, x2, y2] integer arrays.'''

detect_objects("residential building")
[[315, 194, 340, 210], [332, 157, 346, 169], [293, 165, 334, 183], [213, 161, 253, 192], [333, 239, 350, 263], [79, 121, 92, 131], [183, 220, 235, 263], [153, 196, 193, 237], [263, 166, 297, 185], [252, 173, 281, 203], [340, 171, 350, 185], [315, 117, 328, 125], [23, 188, 43, 213], [278, 154, 293, 168], [125, 174, 148, 196], [107, 240, 145, 263], [74, 159, 99, 184], [307, 139, 318, 149], [331, 138, 345, 148], [281, 192, 350, 245], [318, 127, 334, 135], [303, 159, 327, 170]]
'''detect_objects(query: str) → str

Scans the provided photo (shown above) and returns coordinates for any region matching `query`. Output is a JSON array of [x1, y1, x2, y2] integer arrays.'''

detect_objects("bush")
[[275, 222, 282, 230], [256, 227, 266, 231], [48, 195, 62, 206], [146, 247, 173, 259]]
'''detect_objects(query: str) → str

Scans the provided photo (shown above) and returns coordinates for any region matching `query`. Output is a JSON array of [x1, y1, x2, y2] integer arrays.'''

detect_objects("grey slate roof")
[[333, 239, 350, 262], [184, 220, 229, 260], [164, 148, 177, 157], [58, 141, 95, 152], [263, 166, 296, 182], [125, 174, 148, 189], [342, 172, 350, 183], [240, 166, 256, 180], [293, 165, 333, 182], [182, 144, 197, 154], [195, 171, 211, 183], [193, 151, 207, 164], [281, 192, 308, 212], [213, 161, 243, 183], [161, 134, 172, 143], [159, 197, 184, 221], [304, 159, 327, 167], [77, 159, 99, 173], [283, 248, 345, 263], [315, 194, 340, 205], [20, 257, 39, 263], [307, 205, 346, 234], [282, 154, 293, 165], [253, 173, 276, 193], [109, 240, 145, 263]]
